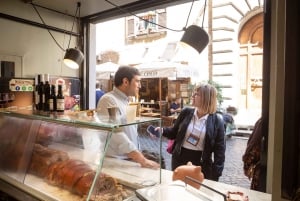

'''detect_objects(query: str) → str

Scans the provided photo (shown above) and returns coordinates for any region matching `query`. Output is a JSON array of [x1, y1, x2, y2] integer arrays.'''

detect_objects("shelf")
[[0, 110, 160, 131]]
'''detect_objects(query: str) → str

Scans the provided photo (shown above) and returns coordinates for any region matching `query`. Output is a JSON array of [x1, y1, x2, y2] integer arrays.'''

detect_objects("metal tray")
[[135, 177, 228, 201]]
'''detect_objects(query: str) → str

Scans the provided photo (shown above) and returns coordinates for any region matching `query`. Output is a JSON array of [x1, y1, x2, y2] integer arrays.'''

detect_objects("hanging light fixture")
[[63, 2, 84, 69], [64, 48, 84, 69], [104, 0, 208, 54], [31, 1, 84, 69], [181, 25, 209, 54], [180, 0, 209, 54]]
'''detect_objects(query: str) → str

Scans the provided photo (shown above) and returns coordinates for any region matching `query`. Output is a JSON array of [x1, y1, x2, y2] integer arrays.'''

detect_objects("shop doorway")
[[238, 13, 264, 111]]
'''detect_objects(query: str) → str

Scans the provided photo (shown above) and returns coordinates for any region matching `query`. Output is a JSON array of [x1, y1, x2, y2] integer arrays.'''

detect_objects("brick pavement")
[[138, 131, 251, 189]]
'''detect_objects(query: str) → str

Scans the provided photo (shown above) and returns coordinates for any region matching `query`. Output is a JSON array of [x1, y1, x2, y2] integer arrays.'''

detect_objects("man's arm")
[[127, 150, 160, 169], [105, 130, 159, 169]]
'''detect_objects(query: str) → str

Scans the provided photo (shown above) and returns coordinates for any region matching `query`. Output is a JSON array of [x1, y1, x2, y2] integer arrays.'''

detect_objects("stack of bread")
[[29, 144, 131, 200]]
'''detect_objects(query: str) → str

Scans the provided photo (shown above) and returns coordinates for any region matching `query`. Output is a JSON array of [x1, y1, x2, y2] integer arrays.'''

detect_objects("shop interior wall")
[[0, 1, 79, 79]]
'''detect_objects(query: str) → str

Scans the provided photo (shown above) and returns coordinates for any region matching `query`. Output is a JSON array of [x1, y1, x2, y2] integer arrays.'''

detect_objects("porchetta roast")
[[29, 144, 131, 200]]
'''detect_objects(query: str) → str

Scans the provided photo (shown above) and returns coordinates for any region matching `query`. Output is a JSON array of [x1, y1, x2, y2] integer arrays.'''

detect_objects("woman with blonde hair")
[[158, 83, 226, 181]]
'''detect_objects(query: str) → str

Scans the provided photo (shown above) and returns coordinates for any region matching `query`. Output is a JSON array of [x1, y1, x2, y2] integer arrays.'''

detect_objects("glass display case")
[[0, 110, 161, 201]]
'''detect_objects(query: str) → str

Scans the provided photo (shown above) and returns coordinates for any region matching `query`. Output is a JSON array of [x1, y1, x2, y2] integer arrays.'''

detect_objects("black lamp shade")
[[180, 25, 209, 54], [63, 48, 84, 69]]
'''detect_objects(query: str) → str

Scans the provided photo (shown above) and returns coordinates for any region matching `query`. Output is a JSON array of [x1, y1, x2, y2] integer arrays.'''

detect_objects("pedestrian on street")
[[153, 83, 226, 181], [242, 117, 265, 191], [95, 82, 105, 105], [169, 97, 182, 115]]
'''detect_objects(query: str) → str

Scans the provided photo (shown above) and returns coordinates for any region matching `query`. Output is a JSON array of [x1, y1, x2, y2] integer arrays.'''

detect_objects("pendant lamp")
[[30, 1, 84, 69], [180, 0, 209, 54], [180, 25, 209, 54], [63, 2, 84, 69], [64, 48, 84, 69]]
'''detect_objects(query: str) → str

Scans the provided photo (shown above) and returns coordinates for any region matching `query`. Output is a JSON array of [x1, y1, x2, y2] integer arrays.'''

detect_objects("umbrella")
[[96, 62, 119, 79]]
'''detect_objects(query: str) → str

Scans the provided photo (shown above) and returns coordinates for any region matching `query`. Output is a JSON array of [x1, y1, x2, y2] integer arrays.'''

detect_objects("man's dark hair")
[[114, 66, 140, 87]]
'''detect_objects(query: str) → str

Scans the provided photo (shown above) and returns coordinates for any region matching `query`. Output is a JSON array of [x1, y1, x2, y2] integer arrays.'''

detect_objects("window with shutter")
[[157, 10, 167, 30], [126, 9, 167, 42], [127, 18, 135, 36]]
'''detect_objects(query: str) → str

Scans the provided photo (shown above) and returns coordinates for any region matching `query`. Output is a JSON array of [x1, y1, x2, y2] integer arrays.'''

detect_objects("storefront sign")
[[141, 70, 159, 77], [140, 68, 176, 78]]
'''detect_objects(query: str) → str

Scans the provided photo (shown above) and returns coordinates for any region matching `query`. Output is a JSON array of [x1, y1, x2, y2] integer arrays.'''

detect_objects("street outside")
[[139, 131, 251, 189], [219, 136, 250, 189]]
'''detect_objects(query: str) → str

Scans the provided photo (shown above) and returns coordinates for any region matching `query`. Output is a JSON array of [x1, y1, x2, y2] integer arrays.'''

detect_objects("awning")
[[96, 62, 119, 79], [134, 61, 197, 78]]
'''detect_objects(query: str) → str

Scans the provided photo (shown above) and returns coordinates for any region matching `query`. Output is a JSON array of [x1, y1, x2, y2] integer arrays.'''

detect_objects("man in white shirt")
[[97, 66, 159, 169]]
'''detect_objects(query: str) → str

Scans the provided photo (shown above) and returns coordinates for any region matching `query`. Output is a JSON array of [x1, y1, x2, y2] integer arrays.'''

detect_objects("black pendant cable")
[[180, 0, 209, 54], [104, 0, 209, 54], [31, 2, 84, 69], [63, 2, 84, 69]]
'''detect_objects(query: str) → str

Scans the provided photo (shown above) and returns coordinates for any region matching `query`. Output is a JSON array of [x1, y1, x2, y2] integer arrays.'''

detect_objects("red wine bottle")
[[34, 74, 41, 111], [49, 85, 57, 113], [38, 74, 45, 111], [43, 74, 50, 112], [56, 85, 65, 114]]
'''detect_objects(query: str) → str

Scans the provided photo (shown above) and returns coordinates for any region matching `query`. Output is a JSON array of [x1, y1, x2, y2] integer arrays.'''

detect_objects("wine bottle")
[[56, 84, 65, 114], [34, 74, 41, 111], [43, 74, 50, 112], [49, 85, 57, 113], [38, 74, 45, 111]]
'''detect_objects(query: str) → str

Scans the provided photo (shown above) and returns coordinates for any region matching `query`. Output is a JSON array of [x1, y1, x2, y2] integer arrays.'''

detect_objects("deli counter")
[[0, 109, 162, 201], [0, 110, 272, 201]]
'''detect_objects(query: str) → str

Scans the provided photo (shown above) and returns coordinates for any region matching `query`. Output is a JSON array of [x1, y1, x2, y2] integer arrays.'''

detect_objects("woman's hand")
[[150, 127, 162, 138], [147, 125, 162, 138]]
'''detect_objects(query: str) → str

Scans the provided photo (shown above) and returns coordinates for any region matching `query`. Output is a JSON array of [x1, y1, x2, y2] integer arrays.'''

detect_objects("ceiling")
[[27, 0, 138, 18], [26, 0, 191, 23]]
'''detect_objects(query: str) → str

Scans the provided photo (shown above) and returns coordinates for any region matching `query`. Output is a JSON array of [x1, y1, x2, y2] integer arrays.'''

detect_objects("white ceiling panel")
[[25, 0, 139, 17]]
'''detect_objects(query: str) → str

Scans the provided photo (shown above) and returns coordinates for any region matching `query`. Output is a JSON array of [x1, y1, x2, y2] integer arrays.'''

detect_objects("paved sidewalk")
[[139, 132, 251, 189], [219, 136, 250, 189]]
